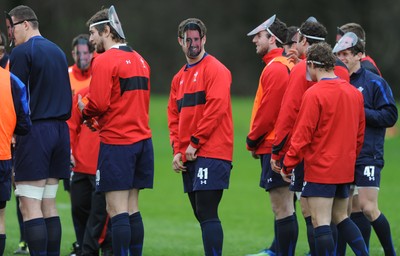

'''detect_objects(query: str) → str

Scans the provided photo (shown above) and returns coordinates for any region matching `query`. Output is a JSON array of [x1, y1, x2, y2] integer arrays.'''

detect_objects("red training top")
[[283, 78, 365, 184], [272, 59, 349, 160], [247, 48, 294, 154], [168, 54, 233, 162], [82, 46, 152, 145], [68, 87, 99, 175]]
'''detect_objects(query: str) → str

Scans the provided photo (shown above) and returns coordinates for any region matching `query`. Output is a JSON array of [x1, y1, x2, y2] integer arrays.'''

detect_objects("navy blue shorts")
[[289, 160, 304, 192], [96, 138, 154, 192], [182, 157, 232, 193], [0, 160, 12, 201], [14, 120, 70, 182], [260, 154, 289, 191], [302, 182, 350, 198], [354, 165, 381, 188]]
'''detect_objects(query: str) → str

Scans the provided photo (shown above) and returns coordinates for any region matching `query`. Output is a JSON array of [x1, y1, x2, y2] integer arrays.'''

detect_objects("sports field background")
[[5, 95, 399, 255]]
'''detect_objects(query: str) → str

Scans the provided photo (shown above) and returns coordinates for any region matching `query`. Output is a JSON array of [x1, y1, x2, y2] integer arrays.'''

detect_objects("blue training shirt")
[[10, 36, 72, 121]]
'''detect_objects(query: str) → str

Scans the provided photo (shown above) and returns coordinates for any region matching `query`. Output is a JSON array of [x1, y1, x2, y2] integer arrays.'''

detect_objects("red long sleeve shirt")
[[247, 48, 294, 154], [272, 59, 349, 160], [67, 87, 99, 175], [283, 79, 365, 184], [82, 46, 152, 145], [167, 54, 233, 162]]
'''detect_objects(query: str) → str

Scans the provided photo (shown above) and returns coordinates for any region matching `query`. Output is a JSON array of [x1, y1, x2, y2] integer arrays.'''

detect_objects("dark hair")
[[299, 21, 327, 45], [283, 26, 298, 46], [268, 17, 287, 48], [178, 18, 207, 39], [349, 39, 365, 55], [71, 34, 94, 53], [86, 8, 125, 43], [9, 5, 39, 29], [306, 42, 336, 71]]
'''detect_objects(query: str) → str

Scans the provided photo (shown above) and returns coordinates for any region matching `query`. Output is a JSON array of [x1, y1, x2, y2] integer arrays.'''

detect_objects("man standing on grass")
[[168, 18, 233, 256], [245, 15, 297, 256], [280, 42, 368, 256], [0, 65, 31, 255], [334, 32, 398, 256], [79, 5, 154, 256], [7, 5, 72, 255]]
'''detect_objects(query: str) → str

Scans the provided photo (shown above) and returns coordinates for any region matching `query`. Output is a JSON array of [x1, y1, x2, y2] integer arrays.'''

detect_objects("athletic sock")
[[200, 218, 223, 256], [314, 225, 334, 256], [268, 236, 276, 253], [350, 211, 371, 249], [276, 214, 298, 255], [24, 218, 48, 255], [45, 216, 62, 256], [371, 213, 396, 256], [111, 213, 131, 256], [304, 216, 315, 256], [129, 212, 144, 256], [337, 218, 368, 256], [0, 234, 5, 255]]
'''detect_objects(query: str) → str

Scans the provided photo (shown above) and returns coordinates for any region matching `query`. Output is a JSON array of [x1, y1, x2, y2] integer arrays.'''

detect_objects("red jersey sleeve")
[[283, 90, 319, 171], [247, 62, 290, 150], [272, 61, 313, 160], [82, 57, 112, 118], [167, 73, 182, 155]]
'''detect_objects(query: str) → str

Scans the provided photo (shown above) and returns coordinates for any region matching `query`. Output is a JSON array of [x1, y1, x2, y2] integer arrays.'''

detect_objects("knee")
[[360, 204, 380, 221]]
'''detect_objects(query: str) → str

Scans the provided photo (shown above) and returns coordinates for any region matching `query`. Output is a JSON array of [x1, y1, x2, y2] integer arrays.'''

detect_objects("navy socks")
[[200, 218, 223, 256], [129, 212, 144, 256]]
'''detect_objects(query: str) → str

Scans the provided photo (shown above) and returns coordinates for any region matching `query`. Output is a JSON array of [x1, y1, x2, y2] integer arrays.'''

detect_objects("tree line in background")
[[3, 0, 400, 98]]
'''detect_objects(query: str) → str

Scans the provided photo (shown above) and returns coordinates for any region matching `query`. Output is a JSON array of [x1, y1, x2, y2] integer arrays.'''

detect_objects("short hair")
[[86, 8, 124, 43], [349, 39, 365, 55], [284, 26, 298, 46], [298, 21, 327, 45], [178, 18, 207, 39], [340, 23, 366, 43], [71, 34, 94, 53], [9, 5, 39, 30], [306, 42, 336, 71], [269, 18, 287, 48]]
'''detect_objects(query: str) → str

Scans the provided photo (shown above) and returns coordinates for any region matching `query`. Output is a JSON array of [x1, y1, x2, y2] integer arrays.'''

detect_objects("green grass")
[[5, 95, 400, 255]]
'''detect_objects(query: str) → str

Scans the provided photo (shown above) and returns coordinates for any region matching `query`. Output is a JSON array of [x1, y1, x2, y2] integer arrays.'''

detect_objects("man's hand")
[[280, 166, 292, 183], [172, 153, 186, 173], [286, 48, 300, 64], [185, 144, 197, 161], [270, 158, 281, 173], [251, 151, 259, 159]]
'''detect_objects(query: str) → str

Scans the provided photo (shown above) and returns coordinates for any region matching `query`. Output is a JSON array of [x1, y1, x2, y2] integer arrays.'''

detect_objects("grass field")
[[4, 95, 399, 255]]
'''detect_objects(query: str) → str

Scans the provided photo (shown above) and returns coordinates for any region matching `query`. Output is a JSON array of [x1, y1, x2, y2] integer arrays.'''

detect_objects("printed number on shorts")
[[197, 167, 208, 184], [363, 166, 375, 181]]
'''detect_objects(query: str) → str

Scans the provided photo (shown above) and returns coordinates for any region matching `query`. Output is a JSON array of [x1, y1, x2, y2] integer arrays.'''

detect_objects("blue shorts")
[[302, 182, 350, 198], [260, 154, 289, 191], [96, 138, 154, 192], [0, 160, 12, 201], [14, 120, 70, 182], [289, 160, 304, 192], [354, 165, 381, 188], [182, 157, 232, 193]]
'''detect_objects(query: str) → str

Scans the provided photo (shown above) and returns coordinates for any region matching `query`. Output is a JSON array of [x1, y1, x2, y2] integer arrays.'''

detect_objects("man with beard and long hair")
[[168, 18, 233, 256]]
